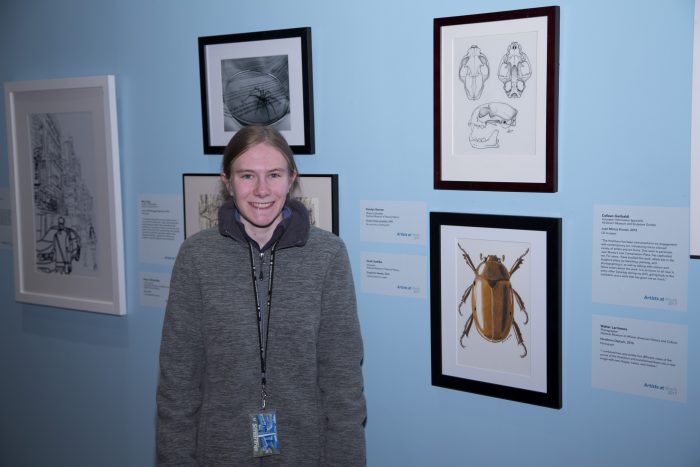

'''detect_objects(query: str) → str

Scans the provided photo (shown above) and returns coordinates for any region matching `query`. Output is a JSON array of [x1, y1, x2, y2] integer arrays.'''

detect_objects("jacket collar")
[[218, 197, 310, 250]]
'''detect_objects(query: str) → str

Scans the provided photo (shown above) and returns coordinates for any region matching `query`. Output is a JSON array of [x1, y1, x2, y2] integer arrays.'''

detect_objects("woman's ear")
[[288, 170, 298, 195], [220, 172, 232, 195]]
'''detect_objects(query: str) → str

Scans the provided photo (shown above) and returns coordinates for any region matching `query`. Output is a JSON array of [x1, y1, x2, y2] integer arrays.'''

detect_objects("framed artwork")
[[290, 174, 338, 235], [4, 76, 126, 315], [198, 27, 315, 155], [434, 6, 559, 192], [691, 0, 700, 258], [183, 173, 338, 238], [430, 212, 561, 408], [182, 174, 226, 239]]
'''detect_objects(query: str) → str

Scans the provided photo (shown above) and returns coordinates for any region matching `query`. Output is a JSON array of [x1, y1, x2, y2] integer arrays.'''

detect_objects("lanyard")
[[247, 241, 278, 410]]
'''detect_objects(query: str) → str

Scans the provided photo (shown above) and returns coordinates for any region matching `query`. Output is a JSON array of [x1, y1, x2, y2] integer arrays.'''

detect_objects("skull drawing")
[[497, 42, 532, 98], [468, 102, 517, 149], [458, 45, 489, 100]]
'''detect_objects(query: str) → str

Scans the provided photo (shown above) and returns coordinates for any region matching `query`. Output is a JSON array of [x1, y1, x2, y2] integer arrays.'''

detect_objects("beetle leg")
[[512, 288, 529, 324], [458, 284, 473, 316], [512, 321, 528, 358], [460, 315, 474, 348], [508, 248, 530, 276]]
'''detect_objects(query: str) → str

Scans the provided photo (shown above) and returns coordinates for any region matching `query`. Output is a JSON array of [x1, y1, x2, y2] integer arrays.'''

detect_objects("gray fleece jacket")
[[157, 199, 366, 466]]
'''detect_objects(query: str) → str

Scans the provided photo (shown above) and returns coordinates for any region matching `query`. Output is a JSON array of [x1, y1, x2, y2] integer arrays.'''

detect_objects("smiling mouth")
[[251, 201, 274, 210]]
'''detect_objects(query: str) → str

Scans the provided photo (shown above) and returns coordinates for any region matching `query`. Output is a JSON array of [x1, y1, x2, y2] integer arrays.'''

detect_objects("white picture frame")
[[4, 75, 126, 315], [691, 0, 700, 258]]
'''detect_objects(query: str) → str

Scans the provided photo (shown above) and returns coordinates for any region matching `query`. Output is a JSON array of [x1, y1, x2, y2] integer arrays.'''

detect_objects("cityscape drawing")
[[30, 113, 98, 276]]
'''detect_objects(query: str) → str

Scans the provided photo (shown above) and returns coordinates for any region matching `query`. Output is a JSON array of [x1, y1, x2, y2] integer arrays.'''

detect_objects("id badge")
[[250, 411, 280, 457]]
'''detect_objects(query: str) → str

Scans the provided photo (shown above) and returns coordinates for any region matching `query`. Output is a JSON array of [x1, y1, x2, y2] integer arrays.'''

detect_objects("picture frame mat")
[[291, 173, 338, 235], [438, 224, 548, 392], [182, 174, 225, 239], [439, 15, 549, 184]]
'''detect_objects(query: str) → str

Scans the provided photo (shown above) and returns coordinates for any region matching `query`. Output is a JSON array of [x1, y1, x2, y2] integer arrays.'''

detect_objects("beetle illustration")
[[457, 244, 530, 358]]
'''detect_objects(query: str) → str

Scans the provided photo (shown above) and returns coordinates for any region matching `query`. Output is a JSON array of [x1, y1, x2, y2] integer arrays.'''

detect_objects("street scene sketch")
[[31, 113, 98, 276], [197, 191, 226, 231]]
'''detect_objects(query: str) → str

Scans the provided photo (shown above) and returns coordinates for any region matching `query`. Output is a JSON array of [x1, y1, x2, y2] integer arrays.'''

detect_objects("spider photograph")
[[221, 56, 291, 129], [198, 27, 315, 154]]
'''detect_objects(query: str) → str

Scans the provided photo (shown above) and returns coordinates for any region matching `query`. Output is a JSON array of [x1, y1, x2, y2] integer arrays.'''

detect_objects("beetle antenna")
[[509, 248, 530, 276], [457, 243, 477, 272]]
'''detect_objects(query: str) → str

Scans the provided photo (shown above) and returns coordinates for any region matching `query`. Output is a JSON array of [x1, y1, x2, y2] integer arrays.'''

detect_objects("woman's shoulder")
[[308, 225, 342, 243], [306, 226, 348, 254], [178, 226, 228, 256], [184, 225, 220, 243]]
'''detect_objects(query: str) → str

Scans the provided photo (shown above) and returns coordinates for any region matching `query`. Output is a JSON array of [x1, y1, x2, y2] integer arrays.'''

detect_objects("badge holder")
[[250, 409, 280, 457]]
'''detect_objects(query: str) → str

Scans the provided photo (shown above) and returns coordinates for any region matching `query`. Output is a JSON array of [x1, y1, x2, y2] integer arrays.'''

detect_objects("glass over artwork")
[[30, 112, 99, 277]]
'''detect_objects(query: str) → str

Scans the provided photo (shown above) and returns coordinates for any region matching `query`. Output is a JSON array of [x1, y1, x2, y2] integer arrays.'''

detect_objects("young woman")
[[157, 126, 366, 466]]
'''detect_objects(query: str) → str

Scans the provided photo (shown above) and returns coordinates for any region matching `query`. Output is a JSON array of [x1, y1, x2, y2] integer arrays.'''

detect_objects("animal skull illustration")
[[458, 45, 489, 100], [468, 102, 517, 149], [497, 42, 532, 98]]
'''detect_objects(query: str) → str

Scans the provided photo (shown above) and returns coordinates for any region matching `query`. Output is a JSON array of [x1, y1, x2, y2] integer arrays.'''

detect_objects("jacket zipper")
[[258, 251, 264, 280]]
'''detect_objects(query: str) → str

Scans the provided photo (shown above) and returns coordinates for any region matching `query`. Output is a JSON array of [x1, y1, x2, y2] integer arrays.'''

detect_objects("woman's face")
[[221, 142, 296, 243]]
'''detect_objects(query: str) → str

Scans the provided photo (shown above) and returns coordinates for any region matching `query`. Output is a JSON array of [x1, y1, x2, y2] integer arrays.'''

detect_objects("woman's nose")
[[254, 177, 270, 195]]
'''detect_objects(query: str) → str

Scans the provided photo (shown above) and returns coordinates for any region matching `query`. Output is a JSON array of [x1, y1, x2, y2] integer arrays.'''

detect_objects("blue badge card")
[[250, 411, 280, 457]]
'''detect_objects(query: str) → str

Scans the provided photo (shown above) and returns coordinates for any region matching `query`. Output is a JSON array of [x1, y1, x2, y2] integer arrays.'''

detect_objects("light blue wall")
[[1, 0, 698, 466]]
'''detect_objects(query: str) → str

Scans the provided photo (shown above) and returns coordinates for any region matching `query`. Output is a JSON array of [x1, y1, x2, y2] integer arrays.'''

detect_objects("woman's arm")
[[156, 242, 206, 466], [317, 241, 367, 466]]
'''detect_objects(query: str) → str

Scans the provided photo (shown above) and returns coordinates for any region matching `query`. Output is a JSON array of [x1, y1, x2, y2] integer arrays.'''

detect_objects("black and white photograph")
[[199, 27, 314, 154], [221, 56, 290, 130]]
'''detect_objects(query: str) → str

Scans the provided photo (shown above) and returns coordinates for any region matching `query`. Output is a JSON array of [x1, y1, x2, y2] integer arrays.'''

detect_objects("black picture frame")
[[434, 7, 559, 192], [198, 27, 315, 155], [182, 173, 338, 238], [430, 211, 562, 408]]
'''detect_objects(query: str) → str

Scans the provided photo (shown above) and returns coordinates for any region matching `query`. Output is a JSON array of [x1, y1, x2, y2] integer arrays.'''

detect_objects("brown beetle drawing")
[[457, 244, 530, 358]]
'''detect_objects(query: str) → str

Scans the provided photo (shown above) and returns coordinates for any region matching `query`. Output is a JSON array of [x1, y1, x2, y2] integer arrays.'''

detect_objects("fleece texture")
[[157, 199, 366, 466]]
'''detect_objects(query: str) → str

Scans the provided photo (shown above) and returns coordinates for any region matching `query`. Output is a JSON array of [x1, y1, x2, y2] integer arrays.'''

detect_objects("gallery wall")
[[1, 0, 698, 466]]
